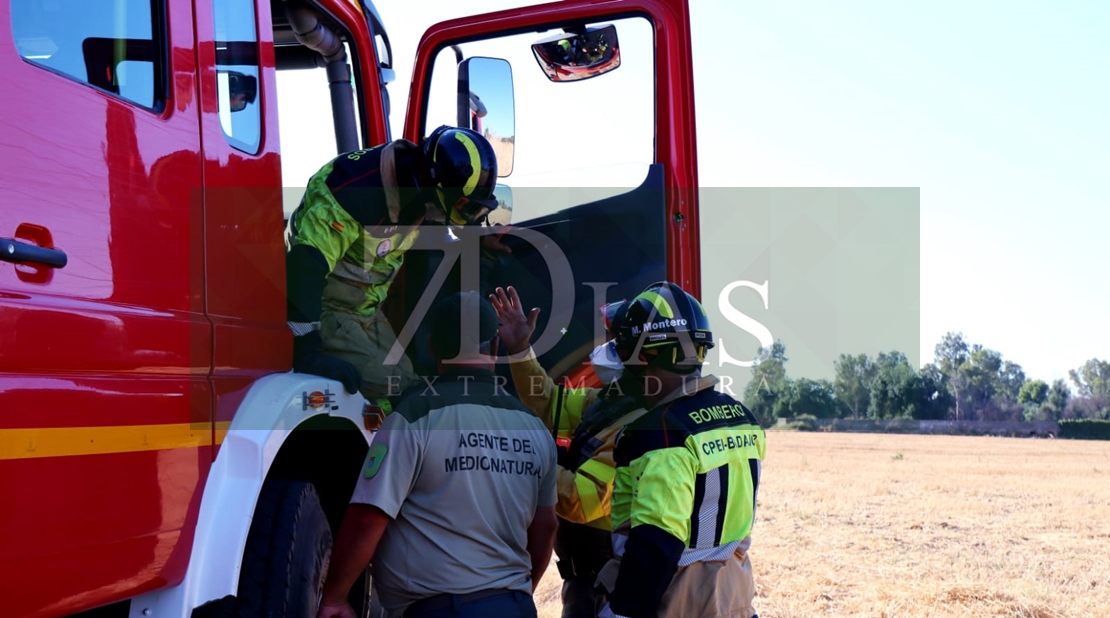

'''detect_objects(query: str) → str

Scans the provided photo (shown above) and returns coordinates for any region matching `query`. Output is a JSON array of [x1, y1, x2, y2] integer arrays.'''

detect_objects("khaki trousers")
[[597, 547, 757, 618], [657, 549, 757, 618], [320, 308, 420, 403]]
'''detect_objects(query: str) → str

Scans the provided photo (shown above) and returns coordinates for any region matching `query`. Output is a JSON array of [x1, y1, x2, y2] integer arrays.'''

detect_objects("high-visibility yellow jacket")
[[509, 348, 647, 530], [604, 375, 765, 618]]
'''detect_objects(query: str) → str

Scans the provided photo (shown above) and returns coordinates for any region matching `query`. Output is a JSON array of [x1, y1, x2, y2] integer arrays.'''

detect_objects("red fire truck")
[[0, 0, 701, 616]]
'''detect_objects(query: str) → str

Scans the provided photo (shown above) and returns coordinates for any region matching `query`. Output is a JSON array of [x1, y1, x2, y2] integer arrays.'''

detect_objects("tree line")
[[740, 332, 1110, 427]]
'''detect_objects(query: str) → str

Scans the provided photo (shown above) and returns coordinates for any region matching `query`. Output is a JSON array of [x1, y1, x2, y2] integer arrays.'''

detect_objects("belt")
[[405, 588, 516, 616]]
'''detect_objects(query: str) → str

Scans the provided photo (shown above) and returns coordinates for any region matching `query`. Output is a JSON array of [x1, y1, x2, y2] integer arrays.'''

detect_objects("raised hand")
[[490, 286, 540, 355]]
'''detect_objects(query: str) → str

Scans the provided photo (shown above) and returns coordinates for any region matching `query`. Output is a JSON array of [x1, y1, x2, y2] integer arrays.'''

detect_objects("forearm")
[[508, 347, 557, 425], [526, 507, 558, 591], [320, 504, 391, 606], [287, 243, 330, 324]]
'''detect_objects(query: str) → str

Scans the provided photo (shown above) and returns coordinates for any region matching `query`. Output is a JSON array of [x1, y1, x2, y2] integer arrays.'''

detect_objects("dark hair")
[[428, 291, 500, 359]]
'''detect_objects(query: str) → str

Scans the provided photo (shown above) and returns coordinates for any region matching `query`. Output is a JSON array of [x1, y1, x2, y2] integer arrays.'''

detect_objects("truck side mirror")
[[222, 71, 258, 112], [531, 24, 621, 83], [487, 184, 514, 226], [457, 57, 515, 177]]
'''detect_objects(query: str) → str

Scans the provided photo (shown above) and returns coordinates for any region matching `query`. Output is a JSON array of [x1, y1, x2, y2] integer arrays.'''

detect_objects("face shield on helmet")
[[586, 297, 630, 383], [420, 126, 499, 225], [589, 340, 624, 385], [588, 300, 629, 384]]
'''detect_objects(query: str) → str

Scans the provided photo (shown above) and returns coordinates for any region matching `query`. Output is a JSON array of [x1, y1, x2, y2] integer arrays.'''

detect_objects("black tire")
[[236, 479, 333, 618]]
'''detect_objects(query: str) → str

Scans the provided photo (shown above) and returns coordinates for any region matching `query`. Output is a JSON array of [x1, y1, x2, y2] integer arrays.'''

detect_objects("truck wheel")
[[236, 479, 333, 618]]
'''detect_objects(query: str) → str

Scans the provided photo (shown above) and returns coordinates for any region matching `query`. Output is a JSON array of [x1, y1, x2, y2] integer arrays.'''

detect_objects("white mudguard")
[[126, 373, 371, 618]]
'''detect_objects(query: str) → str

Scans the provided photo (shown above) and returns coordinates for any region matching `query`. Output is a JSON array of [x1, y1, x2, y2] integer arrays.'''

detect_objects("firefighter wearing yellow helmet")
[[597, 281, 766, 618], [285, 126, 499, 407]]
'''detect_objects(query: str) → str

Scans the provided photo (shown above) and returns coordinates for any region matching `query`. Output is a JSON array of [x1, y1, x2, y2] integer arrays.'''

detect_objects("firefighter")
[[315, 292, 558, 618], [285, 126, 500, 409], [491, 285, 649, 618], [597, 281, 766, 618]]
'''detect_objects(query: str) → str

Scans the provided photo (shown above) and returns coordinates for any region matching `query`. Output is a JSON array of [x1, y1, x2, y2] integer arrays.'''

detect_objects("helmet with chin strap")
[[613, 281, 714, 374], [421, 125, 499, 225]]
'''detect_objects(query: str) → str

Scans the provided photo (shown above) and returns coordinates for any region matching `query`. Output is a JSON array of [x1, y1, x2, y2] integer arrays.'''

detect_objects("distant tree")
[[743, 341, 789, 427], [980, 395, 1024, 422], [934, 332, 970, 419], [773, 378, 840, 420], [1017, 379, 1049, 406], [1066, 395, 1110, 420], [1023, 403, 1057, 423], [1046, 379, 1070, 419], [934, 332, 970, 371], [959, 346, 1003, 418], [1066, 358, 1110, 420], [1068, 358, 1110, 399], [833, 353, 876, 419], [998, 361, 1026, 403], [919, 363, 954, 420], [868, 351, 922, 419]]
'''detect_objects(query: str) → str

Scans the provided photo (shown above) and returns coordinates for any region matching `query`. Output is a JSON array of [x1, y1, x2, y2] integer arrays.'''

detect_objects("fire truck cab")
[[0, 0, 701, 616]]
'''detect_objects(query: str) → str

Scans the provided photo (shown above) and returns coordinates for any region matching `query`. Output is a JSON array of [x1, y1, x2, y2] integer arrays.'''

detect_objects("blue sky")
[[365, 0, 1108, 384], [687, 0, 1108, 384]]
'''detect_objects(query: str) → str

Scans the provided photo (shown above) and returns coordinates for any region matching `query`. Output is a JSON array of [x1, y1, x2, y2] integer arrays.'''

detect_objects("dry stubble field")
[[534, 432, 1110, 618]]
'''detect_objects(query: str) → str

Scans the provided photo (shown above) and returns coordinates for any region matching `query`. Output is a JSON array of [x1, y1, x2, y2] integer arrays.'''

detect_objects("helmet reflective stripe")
[[635, 290, 674, 319], [421, 125, 498, 224], [452, 132, 483, 196], [615, 281, 714, 371]]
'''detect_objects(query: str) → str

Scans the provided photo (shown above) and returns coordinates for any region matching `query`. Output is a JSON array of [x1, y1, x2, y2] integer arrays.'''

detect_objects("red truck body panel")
[[0, 0, 699, 615], [1, 0, 211, 612]]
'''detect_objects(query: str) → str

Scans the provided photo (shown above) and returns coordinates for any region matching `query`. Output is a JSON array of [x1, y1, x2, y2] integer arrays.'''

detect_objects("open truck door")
[[400, 0, 701, 383]]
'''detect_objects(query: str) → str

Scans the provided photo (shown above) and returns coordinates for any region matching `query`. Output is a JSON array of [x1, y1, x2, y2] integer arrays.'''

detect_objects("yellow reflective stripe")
[[575, 472, 605, 522], [453, 132, 481, 196], [634, 290, 673, 318], [578, 458, 616, 484], [0, 422, 231, 460], [554, 389, 591, 438], [584, 514, 612, 531], [215, 421, 231, 446]]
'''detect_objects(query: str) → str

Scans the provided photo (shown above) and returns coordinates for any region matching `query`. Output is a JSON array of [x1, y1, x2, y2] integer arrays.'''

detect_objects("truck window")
[[213, 0, 261, 154], [275, 41, 365, 215], [423, 16, 654, 223], [9, 0, 163, 109]]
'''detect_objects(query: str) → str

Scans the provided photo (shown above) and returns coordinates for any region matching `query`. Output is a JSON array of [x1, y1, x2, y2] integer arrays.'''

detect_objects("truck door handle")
[[1, 237, 68, 268]]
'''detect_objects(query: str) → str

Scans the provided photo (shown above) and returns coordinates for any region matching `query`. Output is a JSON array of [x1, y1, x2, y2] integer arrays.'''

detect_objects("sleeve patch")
[[363, 443, 388, 478]]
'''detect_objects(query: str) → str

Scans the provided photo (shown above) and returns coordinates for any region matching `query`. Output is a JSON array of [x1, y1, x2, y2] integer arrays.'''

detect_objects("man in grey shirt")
[[317, 291, 559, 618]]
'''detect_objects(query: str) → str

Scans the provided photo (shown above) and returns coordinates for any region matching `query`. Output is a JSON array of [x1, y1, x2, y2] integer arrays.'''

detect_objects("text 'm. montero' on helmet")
[[614, 281, 714, 374]]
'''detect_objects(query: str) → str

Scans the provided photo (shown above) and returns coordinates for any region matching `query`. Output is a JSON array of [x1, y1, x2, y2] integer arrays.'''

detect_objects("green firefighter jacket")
[[285, 140, 425, 325], [607, 375, 765, 617]]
